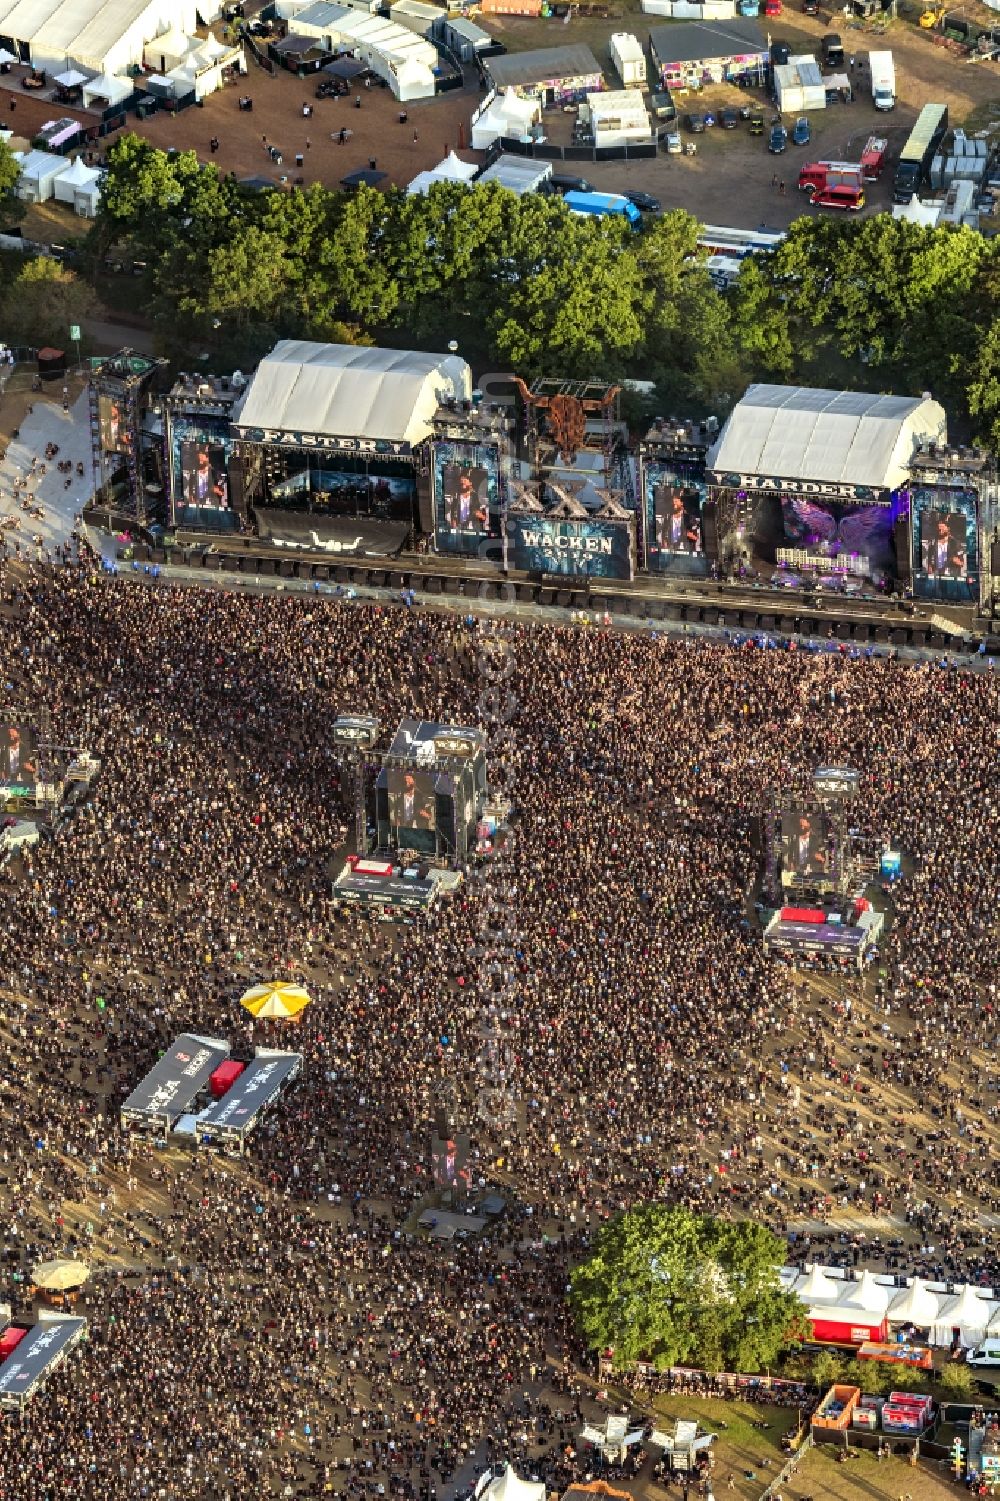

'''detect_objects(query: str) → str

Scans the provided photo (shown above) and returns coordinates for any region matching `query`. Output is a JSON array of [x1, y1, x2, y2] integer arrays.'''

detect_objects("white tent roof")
[[18, 148, 67, 181], [82, 70, 132, 103], [707, 383, 947, 491], [233, 340, 472, 446], [937, 1284, 994, 1329], [795, 1264, 841, 1303], [479, 1469, 545, 1501], [436, 150, 477, 181], [835, 1269, 891, 1315], [53, 66, 90, 85], [146, 24, 194, 62], [0, 0, 201, 67], [57, 154, 100, 186], [888, 1277, 940, 1325]]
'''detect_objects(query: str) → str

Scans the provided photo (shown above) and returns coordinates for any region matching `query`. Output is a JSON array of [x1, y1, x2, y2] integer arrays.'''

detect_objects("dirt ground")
[[483, 9, 1000, 227], [4, 9, 1000, 222], [1, 65, 485, 193]]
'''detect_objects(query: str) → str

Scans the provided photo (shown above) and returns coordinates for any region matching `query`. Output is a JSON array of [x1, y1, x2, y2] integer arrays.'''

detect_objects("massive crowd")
[[0, 547, 997, 1498]]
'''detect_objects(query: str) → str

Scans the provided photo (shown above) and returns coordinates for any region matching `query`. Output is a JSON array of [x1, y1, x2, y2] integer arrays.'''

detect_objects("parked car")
[[749, 111, 765, 135], [624, 189, 662, 212], [768, 123, 788, 153], [765, 0, 782, 14], [546, 173, 593, 194], [792, 116, 811, 145], [684, 112, 706, 132], [663, 130, 683, 154], [811, 183, 865, 210], [822, 32, 845, 66], [770, 39, 791, 65], [720, 107, 739, 129], [802, 0, 818, 10]]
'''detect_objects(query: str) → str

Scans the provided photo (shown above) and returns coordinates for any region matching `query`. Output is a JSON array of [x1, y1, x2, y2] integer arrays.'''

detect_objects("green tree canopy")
[[570, 1204, 804, 1373], [0, 256, 96, 348], [0, 138, 23, 230]]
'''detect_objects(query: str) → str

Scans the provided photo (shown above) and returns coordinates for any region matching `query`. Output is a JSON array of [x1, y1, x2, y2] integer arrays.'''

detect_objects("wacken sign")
[[236, 427, 413, 457], [519, 529, 613, 554], [708, 471, 888, 504]]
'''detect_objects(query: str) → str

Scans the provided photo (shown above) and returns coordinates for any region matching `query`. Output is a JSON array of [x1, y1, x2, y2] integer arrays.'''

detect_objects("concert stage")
[[332, 855, 462, 916], [762, 902, 884, 969]]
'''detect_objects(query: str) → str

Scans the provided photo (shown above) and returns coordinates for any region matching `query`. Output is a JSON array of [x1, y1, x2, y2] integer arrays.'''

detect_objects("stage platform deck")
[[763, 905, 884, 968], [332, 860, 462, 915]]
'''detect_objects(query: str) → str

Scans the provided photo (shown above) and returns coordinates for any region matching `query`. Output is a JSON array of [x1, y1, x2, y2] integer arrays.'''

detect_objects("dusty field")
[[485, 9, 1000, 227]]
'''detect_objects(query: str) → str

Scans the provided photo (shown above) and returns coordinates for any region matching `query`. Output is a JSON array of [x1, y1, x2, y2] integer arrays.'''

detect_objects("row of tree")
[[6, 132, 1000, 445]]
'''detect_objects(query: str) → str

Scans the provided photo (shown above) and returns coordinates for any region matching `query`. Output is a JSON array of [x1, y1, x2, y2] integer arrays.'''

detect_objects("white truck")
[[869, 50, 895, 111], [609, 32, 647, 89]]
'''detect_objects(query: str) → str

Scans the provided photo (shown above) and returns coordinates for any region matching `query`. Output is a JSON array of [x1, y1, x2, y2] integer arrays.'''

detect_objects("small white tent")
[[887, 1277, 939, 1328], [16, 150, 68, 204], [794, 1264, 841, 1304], [471, 88, 539, 150], [475, 1469, 545, 1501], [836, 1269, 891, 1315], [52, 154, 101, 216], [82, 72, 133, 108], [932, 1285, 995, 1349]]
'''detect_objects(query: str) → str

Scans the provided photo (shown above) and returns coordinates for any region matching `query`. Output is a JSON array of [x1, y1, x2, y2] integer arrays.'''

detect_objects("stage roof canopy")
[[707, 383, 946, 491], [233, 340, 472, 446]]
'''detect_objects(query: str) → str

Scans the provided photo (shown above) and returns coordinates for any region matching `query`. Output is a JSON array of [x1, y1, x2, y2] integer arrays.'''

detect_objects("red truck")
[[797, 160, 863, 195], [860, 135, 888, 180]]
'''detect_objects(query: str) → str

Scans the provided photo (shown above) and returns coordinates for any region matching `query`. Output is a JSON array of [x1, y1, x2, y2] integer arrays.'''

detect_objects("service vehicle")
[[625, 189, 661, 212], [545, 173, 594, 194], [861, 136, 888, 179], [893, 102, 948, 203], [563, 190, 643, 226], [822, 33, 844, 66], [869, 50, 895, 110], [798, 160, 862, 194], [811, 184, 865, 210]]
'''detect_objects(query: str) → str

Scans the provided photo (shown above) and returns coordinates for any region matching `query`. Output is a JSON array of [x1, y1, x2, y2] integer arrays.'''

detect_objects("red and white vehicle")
[[811, 184, 865, 211], [860, 135, 888, 180], [797, 160, 863, 195]]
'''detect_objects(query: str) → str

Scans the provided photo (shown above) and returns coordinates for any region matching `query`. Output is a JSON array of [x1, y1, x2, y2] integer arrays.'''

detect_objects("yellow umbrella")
[[239, 981, 311, 1020], [33, 1259, 90, 1291]]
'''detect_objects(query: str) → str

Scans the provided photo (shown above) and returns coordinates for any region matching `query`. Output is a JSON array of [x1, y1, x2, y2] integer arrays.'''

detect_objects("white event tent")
[[471, 88, 540, 150], [52, 153, 101, 215], [232, 340, 472, 448], [406, 151, 477, 194], [0, 0, 206, 77]]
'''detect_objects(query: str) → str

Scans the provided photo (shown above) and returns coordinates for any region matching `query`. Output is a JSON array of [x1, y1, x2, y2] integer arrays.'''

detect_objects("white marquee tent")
[[793, 1263, 841, 1304], [52, 152, 101, 215], [471, 88, 540, 150], [0, 0, 205, 76], [332, 11, 438, 99], [15, 148, 67, 203], [406, 151, 477, 194], [932, 1284, 996, 1349], [474, 1467, 545, 1501], [586, 88, 651, 148], [786, 1263, 1000, 1350], [707, 384, 948, 492], [232, 340, 472, 447], [887, 1277, 939, 1328], [81, 70, 133, 107]]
